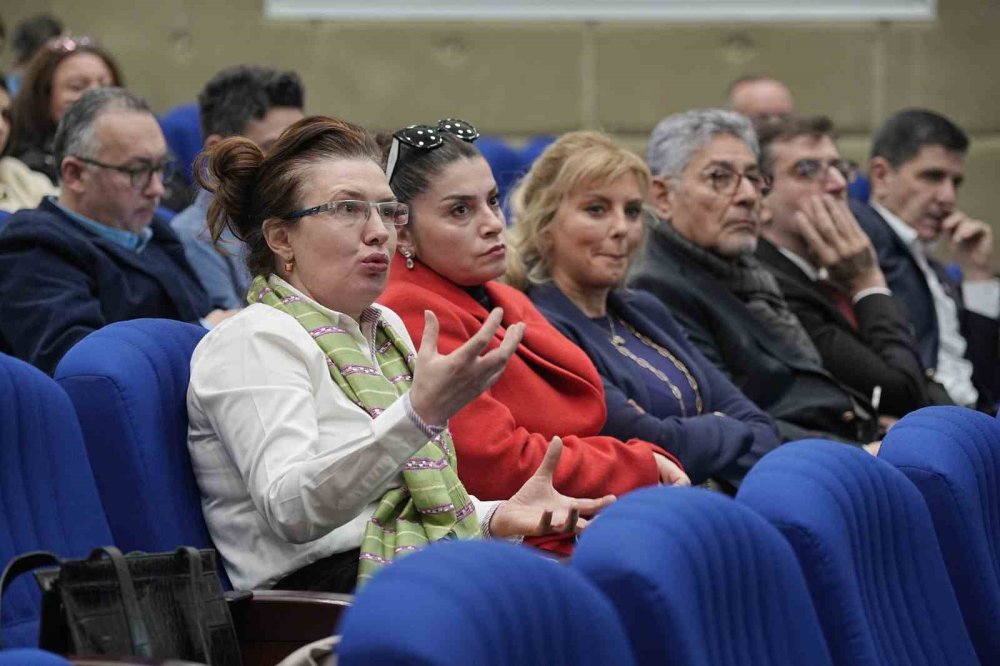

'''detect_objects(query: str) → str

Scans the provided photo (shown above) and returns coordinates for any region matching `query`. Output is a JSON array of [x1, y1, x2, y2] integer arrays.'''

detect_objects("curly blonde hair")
[[506, 131, 651, 290]]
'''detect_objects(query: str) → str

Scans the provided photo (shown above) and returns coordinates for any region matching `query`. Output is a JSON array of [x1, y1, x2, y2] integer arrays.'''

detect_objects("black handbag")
[[0, 546, 241, 665]]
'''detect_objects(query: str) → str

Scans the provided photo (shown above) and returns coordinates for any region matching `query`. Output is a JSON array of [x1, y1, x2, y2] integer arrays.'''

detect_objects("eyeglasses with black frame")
[[791, 158, 854, 184], [73, 156, 177, 189], [283, 200, 410, 228], [701, 164, 772, 197]]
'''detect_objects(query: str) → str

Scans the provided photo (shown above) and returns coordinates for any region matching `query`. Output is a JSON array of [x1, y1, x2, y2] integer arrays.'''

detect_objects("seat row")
[[337, 412, 1000, 666], [2, 318, 999, 664]]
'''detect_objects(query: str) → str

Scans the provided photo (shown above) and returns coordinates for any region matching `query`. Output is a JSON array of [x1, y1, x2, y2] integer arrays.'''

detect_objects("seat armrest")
[[71, 658, 202, 665], [227, 589, 352, 666]]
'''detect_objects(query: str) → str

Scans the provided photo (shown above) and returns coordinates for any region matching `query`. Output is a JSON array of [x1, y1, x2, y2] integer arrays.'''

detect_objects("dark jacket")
[[755, 238, 938, 417], [528, 283, 781, 487], [630, 219, 876, 444], [851, 199, 1000, 412], [0, 198, 212, 374]]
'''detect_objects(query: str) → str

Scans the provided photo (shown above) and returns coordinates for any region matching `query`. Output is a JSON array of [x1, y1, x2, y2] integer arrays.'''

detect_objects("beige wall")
[[4, 0, 999, 238]]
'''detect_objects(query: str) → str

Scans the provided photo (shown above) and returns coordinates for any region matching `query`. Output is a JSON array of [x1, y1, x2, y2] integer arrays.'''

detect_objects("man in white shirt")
[[754, 115, 939, 420], [851, 109, 999, 411]]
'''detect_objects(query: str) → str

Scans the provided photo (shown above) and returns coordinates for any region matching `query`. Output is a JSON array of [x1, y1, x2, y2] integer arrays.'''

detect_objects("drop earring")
[[283, 257, 296, 273], [401, 247, 415, 270]]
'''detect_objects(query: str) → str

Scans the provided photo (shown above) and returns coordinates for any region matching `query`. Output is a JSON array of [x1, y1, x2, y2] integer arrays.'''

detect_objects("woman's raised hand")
[[409, 308, 524, 426], [488, 437, 616, 538]]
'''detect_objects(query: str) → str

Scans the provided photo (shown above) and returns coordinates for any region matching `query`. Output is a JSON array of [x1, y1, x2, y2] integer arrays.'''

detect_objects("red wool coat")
[[380, 257, 671, 517]]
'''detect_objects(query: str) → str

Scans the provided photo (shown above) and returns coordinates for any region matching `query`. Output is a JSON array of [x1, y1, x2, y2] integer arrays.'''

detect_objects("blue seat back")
[[53, 320, 215, 574], [339, 540, 636, 666], [573, 487, 832, 666], [518, 134, 556, 171], [0, 354, 113, 647], [879, 406, 1000, 664], [158, 103, 202, 188], [477, 136, 523, 213], [737, 440, 979, 666]]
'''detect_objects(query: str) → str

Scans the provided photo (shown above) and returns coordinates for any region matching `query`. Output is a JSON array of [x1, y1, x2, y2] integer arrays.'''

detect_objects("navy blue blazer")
[[852, 199, 999, 411], [0, 198, 212, 374], [528, 283, 781, 487]]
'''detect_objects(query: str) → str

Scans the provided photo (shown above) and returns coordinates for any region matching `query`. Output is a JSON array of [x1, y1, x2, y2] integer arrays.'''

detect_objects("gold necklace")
[[607, 316, 703, 417]]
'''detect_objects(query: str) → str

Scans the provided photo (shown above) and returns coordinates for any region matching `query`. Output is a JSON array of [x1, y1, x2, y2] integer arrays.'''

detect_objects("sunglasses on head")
[[46, 36, 97, 54], [385, 118, 479, 183]]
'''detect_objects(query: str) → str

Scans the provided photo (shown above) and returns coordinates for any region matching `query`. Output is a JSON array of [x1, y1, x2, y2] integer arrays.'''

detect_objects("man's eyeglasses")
[[701, 165, 772, 197], [385, 118, 479, 183], [791, 158, 854, 183], [284, 200, 410, 228], [74, 156, 176, 189]]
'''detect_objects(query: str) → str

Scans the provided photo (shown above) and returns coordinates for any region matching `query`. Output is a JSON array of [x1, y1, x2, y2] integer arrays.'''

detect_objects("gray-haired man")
[[630, 108, 876, 445], [0, 87, 234, 374]]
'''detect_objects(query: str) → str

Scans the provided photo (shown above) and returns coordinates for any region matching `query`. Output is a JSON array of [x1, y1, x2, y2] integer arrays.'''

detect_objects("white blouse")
[[187, 281, 496, 590]]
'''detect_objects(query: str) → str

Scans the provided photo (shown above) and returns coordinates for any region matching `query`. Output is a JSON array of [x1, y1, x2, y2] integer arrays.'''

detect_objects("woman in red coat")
[[378, 121, 688, 552]]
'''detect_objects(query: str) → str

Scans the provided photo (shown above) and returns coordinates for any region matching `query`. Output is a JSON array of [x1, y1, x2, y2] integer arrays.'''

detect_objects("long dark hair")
[[7, 38, 123, 158]]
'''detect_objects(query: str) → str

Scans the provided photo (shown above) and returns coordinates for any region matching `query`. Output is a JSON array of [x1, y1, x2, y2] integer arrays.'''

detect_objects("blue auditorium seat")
[[477, 136, 523, 213], [338, 540, 636, 666], [0, 211, 10, 231], [53, 320, 219, 581], [572, 487, 832, 666], [519, 134, 555, 171], [737, 440, 979, 666], [0, 354, 114, 648], [0, 649, 70, 664], [158, 103, 202, 187], [878, 406, 1000, 664]]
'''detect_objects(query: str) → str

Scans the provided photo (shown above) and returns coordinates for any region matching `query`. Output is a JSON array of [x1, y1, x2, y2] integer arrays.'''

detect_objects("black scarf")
[[655, 220, 825, 369]]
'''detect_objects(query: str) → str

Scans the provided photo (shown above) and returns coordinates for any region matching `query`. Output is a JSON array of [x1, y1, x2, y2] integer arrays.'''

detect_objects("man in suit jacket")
[[754, 115, 940, 419], [0, 87, 234, 374], [631, 108, 876, 445], [852, 109, 999, 412]]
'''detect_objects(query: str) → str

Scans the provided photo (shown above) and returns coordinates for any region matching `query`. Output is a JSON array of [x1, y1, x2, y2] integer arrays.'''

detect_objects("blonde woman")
[[508, 131, 781, 489]]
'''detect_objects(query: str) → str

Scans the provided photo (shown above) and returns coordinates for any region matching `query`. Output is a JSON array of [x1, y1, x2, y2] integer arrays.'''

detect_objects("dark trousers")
[[273, 548, 360, 594]]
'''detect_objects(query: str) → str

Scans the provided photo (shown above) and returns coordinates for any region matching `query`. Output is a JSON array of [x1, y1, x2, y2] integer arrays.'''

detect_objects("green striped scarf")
[[247, 275, 479, 586]]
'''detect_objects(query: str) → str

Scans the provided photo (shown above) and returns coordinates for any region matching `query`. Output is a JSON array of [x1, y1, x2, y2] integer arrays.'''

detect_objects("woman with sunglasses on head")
[[508, 132, 781, 490], [187, 116, 612, 593], [378, 120, 689, 555], [7, 36, 121, 183]]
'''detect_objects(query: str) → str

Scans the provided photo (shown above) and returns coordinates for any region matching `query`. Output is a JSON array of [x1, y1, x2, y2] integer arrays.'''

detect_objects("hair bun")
[[195, 136, 264, 244]]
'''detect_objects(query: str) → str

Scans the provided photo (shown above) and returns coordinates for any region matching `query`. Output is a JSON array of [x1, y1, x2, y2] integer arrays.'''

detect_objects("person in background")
[[507, 131, 781, 489], [631, 109, 876, 445], [754, 115, 944, 418], [172, 65, 305, 310], [726, 75, 794, 123], [7, 35, 121, 182], [0, 88, 233, 374], [0, 75, 56, 213], [852, 109, 1000, 412], [5, 13, 63, 95], [188, 115, 613, 592], [378, 120, 689, 555]]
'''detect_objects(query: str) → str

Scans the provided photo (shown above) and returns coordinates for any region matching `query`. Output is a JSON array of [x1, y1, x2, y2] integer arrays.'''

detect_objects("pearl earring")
[[401, 247, 415, 270]]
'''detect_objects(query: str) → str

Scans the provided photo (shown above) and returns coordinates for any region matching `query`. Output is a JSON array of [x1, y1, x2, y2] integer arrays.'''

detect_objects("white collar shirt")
[[187, 278, 494, 589], [872, 203, 978, 406]]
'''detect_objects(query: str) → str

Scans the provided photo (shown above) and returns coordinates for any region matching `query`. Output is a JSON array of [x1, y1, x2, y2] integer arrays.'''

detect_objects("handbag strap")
[[0, 551, 62, 650], [87, 547, 152, 658], [176, 547, 212, 661]]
